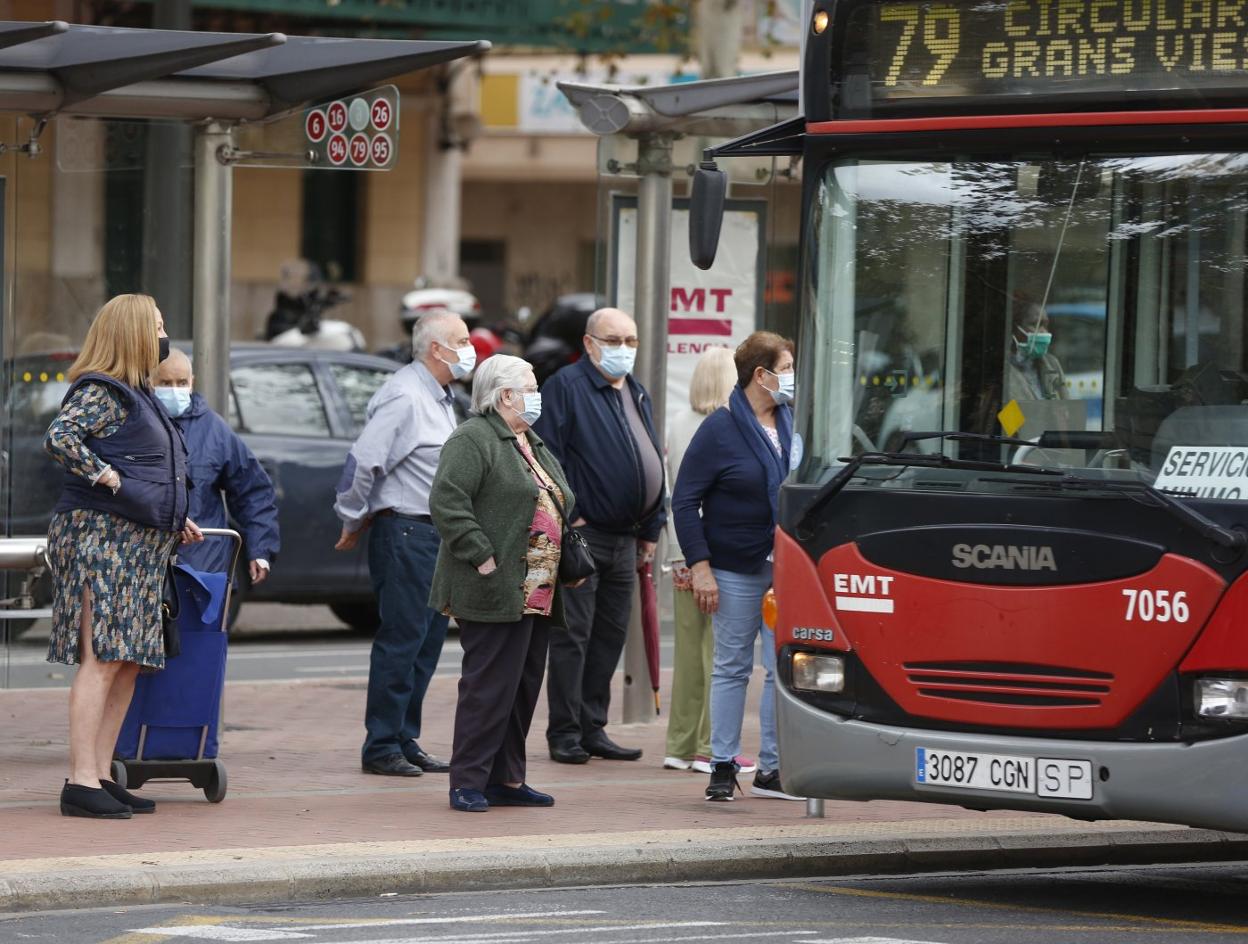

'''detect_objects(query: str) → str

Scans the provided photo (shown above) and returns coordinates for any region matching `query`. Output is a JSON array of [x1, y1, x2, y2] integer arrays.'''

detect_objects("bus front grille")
[[902, 661, 1113, 708]]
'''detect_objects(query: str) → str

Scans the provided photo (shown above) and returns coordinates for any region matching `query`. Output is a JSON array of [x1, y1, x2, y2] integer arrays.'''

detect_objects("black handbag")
[[161, 561, 181, 659], [513, 441, 596, 585]]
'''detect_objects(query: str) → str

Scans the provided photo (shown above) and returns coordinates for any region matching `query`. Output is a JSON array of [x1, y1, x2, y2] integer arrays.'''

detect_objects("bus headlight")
[[792, 652, 845, 693], [1195, 678, 1248, 719]]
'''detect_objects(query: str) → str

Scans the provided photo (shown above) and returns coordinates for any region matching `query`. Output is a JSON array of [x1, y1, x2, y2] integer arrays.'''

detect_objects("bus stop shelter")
[[557, 71, 800, 725], [0, 20, 487, 625], [0, 18, 487, 415]]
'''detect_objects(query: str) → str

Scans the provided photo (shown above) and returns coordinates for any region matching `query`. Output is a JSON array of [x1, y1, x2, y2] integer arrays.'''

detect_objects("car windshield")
[[798, 153, 1248, 501]]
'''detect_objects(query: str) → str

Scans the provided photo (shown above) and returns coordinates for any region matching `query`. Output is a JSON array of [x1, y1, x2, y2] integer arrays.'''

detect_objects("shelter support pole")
[[193, 121, 234, 418], [806, 797, 825, 818], [621, 133, 673, 726]]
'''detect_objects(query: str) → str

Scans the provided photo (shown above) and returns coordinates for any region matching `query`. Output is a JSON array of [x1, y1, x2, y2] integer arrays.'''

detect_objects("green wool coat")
[[429, 410, 576, 627]]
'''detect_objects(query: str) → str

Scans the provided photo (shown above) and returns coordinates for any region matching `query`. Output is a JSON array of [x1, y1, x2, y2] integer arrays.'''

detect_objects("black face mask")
[[158, 337, 170, 363]]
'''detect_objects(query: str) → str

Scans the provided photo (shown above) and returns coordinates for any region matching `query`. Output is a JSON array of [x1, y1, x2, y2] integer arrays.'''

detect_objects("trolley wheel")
[[204, 760, 227, 803], [111, 760, 128, 789]]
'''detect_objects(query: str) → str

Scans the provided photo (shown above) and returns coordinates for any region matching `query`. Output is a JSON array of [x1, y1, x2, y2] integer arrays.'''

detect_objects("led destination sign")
[[841, 0, 1248, 113]]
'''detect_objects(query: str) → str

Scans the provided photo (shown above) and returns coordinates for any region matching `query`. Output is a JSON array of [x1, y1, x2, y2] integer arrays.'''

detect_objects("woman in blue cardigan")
[[672, 331, 803, 803]]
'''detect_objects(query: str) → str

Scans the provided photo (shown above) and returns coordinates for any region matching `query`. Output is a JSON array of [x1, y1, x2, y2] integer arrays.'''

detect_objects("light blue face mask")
[[766, 369, 795, 405], [511, 390, 542, 426], [154, 386, 192, 417], [595, 342, 636, 379], [441, 343, 476, 380]]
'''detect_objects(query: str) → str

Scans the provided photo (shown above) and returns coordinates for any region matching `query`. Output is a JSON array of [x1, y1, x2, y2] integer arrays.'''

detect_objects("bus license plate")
[[915, 748, 1093, 800]]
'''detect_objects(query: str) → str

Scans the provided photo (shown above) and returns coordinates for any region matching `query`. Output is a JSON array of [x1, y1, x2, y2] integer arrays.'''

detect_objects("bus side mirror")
[[690, 160, 727, 271]]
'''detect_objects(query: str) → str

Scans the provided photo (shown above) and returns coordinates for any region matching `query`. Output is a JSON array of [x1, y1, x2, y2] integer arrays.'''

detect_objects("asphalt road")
[[3, 863, 1247, 943]]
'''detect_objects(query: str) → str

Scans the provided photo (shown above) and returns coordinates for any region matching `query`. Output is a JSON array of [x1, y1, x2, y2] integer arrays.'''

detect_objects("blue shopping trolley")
[[112, 528, 241, 803]]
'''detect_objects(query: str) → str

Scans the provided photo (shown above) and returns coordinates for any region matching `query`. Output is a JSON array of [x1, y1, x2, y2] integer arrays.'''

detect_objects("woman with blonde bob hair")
[[44, 293, 202, 819]]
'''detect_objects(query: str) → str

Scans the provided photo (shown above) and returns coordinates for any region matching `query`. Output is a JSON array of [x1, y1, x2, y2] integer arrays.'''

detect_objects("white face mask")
[[440, 342, 477, 379]]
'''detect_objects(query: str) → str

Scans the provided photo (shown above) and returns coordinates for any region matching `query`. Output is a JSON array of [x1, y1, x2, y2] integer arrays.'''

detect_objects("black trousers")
[[451, 615, 550, 792], [545, 526, 637, 748]]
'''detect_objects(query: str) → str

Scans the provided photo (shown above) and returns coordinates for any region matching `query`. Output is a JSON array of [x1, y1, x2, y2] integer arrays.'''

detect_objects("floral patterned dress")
[[44, 381, 180, 669]]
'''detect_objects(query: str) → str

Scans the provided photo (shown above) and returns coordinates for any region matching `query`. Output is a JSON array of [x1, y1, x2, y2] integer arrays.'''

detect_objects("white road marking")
[[273, 911, 607, 931], [796, 939, 945, 944], [327, 922, 726, 943], [132, 927, 311, 941]]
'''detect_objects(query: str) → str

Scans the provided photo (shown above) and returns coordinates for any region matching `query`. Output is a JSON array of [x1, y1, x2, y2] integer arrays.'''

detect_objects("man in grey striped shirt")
[[334, 310, 473, 777]]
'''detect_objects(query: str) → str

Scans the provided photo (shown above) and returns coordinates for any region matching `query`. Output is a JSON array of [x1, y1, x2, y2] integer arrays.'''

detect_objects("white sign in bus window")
[[1155, 446, 1248, 501], [612, 198, 764, 432]]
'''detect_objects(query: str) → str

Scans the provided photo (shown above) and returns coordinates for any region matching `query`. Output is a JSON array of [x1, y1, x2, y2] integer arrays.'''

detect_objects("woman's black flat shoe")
[[59, 781, 132, 819], [101, 779, 155, 814]]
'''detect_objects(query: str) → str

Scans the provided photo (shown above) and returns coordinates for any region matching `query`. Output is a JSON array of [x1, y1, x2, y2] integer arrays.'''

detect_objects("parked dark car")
[[523, 293, 602, 387], [2, 344, 398, 633]]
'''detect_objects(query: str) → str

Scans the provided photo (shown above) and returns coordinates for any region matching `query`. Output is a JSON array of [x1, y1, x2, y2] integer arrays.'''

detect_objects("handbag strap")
[[511, 439, 570, 525]]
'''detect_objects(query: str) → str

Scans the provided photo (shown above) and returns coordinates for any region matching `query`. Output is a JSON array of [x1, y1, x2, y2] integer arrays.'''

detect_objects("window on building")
[[460, 240, 506, 317], [301, 170, 359, 283]]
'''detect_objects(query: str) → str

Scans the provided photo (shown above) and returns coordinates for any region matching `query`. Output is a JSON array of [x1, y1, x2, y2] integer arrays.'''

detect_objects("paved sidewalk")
[[2, 670, 1245, 912]]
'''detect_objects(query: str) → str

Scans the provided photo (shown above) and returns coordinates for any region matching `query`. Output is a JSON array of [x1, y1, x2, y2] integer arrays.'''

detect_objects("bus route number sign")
[[305, 85, 399, 170], [852, 0, 1248, 106]]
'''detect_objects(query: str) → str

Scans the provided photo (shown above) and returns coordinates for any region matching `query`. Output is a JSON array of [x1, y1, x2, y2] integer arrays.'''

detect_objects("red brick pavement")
[[0, 670, 1033, 862]]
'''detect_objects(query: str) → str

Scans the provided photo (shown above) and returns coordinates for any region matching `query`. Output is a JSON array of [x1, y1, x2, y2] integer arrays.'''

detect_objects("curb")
[[4, 828, 1248, 913]]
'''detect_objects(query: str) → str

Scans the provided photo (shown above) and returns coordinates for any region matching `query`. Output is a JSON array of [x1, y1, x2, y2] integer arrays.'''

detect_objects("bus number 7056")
[[1122, 589, 1189, 623]]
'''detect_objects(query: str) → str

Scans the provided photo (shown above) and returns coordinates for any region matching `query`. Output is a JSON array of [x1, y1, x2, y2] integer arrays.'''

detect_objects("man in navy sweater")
[[532, 308, 666, 764], [153, 348, 280, 583]]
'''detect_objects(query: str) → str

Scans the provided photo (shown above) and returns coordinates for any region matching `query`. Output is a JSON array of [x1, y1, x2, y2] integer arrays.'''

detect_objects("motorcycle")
[[263, 260, 364, 352]]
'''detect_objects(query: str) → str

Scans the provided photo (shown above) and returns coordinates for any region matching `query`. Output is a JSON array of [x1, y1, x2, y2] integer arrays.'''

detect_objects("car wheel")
[[329, 601, 380, 634]]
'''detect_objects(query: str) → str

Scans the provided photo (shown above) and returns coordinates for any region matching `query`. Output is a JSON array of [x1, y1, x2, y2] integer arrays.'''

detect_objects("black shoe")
[[583, 734, 643, 761], [404, 743, 450, 773], [449, 788, 489, 812], [60, 781, 132, 819], [101, 779, 155, 813], [751, 769, 806, 801], [705, 761, 741, 802], [548, 743, 590, 765], [362, 754, 423, 777], [484, 783, 555, 807]]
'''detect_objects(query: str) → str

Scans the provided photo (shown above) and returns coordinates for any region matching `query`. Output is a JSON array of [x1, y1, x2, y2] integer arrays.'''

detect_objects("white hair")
[[411, 309, 463, 358], [470, 354, 532, 415]]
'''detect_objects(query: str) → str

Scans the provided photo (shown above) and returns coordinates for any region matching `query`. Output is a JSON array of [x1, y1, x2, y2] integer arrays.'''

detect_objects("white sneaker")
[[663, 756, 692, 770], [691, 756, 712, 774], [750, 769, 806, 801]]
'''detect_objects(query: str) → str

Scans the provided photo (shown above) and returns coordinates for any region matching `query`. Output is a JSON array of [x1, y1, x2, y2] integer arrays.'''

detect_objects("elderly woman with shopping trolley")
[[429, 354, 584, 813]]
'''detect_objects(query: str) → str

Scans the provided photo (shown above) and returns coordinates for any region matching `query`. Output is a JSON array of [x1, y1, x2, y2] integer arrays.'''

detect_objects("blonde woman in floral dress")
[[44, 294, 202, 819]]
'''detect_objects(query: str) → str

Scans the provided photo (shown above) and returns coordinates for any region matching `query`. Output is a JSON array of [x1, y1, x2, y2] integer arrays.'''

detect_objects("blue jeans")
[[709, 564, 778, 772], [362, 514, 449, 764]]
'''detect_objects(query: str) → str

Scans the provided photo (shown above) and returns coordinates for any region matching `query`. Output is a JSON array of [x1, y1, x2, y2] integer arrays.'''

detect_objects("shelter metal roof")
[[0, 21, 488, 121], [558, 70, 799, 136]]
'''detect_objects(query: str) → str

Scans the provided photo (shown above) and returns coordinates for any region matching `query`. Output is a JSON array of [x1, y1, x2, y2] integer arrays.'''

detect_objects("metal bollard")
[[805, 797, 825, 818]]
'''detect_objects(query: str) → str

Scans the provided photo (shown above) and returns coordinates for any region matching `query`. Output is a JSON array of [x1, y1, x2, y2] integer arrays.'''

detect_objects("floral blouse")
[[516, 434, 564, 616]]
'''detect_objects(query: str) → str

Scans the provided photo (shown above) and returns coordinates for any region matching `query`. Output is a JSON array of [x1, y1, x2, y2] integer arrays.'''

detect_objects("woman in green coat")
[[429, 354, 576, 813]]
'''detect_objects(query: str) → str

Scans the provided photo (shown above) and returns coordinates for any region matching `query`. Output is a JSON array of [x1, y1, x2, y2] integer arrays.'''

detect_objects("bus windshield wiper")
[[902, 430, 1038, 449], [794, 448, 1061, 540], [991, 474, 1246, 553]]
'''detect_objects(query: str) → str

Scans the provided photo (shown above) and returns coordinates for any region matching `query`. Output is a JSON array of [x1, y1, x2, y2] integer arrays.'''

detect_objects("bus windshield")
[[799, 152, 1248, 501]]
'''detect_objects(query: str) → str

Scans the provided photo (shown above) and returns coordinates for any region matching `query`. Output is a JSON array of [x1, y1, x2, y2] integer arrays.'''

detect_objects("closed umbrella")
[[638, 559, 662, 715]]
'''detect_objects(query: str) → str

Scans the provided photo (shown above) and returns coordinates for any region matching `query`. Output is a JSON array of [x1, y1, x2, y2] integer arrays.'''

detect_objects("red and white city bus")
[[693, 0, 1248, 831]]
